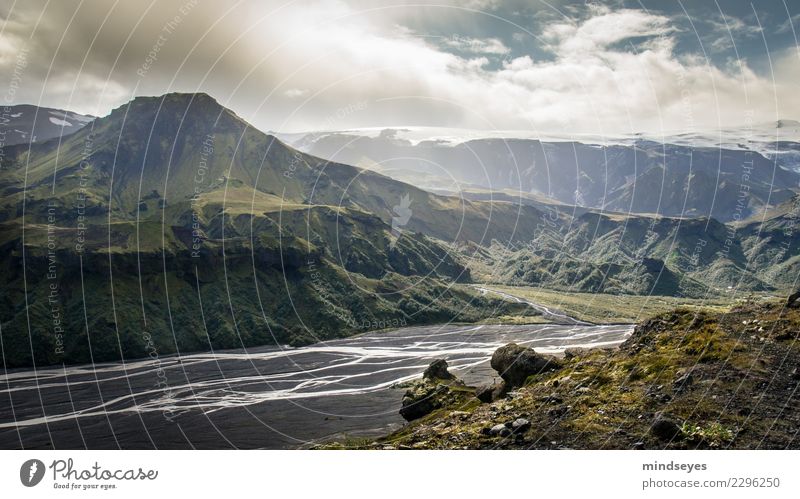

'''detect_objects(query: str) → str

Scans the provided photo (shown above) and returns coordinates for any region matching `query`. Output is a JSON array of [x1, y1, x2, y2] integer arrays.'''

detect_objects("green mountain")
[[0, 93, 535, 368]]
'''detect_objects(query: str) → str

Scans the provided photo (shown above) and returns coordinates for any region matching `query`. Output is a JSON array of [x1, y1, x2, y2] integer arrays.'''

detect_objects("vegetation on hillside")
[[329, 298, 800, 449]]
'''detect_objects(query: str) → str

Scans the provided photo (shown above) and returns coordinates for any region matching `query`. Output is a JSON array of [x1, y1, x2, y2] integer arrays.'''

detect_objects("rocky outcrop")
[[399, 359, 471, 421], [474, 343, 562, 404], [358, 301, 800, 450], [490, 343, 562, 387], [423, 359, 455, 380], [475, 383, 505, 403]]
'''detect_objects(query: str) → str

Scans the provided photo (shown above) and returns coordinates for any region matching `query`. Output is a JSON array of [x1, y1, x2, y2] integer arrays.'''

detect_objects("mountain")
[[283, 127, 800, 221], [0, 104, 94, 146], [2, 93, 799, 369], [0, 93, 536, 368]]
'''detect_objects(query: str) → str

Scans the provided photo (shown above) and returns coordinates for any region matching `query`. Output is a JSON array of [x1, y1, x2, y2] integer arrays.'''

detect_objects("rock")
[[489, 424, 507, 436], [632, 441, 646, 450], [792, 367, 800, 381], [490, 343, 562, 388], [787, 289, 800, 308], [650, 414, 682, 441], [423, 359, 455, 381], [399, 360, 468, 421], [673, 369, 695, 392], [511, 418, 531, 432], [399, 382, 444, 421], [475, 382, 505, 403]]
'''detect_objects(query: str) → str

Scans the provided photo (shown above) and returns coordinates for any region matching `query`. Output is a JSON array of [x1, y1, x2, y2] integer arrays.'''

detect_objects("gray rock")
[[491, 343, 562, 388], [673, 369, 695, 393], [511, 418, 531, 432], [489, 423, 507, 436]]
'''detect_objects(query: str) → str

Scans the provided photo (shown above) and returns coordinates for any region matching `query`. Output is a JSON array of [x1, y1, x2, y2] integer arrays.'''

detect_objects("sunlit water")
[[0, 323, 632, 449]]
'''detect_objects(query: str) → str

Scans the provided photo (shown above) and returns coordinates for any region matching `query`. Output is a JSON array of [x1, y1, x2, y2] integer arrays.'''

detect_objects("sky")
[[1, 0, 799, 135]]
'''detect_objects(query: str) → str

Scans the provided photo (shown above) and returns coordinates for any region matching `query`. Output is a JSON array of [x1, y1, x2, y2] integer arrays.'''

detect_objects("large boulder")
[[399, 382, 448, 421], [490, 343, 562, 388]]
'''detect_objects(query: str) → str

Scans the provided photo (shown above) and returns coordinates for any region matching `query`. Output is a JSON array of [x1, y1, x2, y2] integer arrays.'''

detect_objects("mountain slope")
[[286, 129, 799, 222], [0, 104, 94, 146], [0, 93, 535, 368]]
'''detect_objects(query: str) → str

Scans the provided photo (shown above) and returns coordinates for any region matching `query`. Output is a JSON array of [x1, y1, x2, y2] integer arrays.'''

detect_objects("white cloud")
[[441, 36, 510, 55], [705, 14, 763, 53], [2, 0, 798, 134]]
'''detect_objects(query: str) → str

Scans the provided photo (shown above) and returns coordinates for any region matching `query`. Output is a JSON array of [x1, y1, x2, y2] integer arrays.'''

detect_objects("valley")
[[1, 93, 798, 370], [1, 93, 799, 451]]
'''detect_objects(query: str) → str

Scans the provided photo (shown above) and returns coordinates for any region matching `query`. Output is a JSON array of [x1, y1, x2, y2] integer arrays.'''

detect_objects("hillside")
[[339, 298, 800, 449], [0, 93, 537, 367]]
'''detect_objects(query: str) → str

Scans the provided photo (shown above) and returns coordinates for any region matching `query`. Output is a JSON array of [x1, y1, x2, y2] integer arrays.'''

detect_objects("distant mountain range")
[[0, 104, 94, 146], [1, 94, 799, 368], [281, 123, 800, 222]]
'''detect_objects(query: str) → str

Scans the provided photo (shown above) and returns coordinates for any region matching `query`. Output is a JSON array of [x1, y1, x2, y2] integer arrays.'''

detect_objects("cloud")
[[704, 14, 763, 53], [441, 35, 510, 55], [0, 0, 797, 134], [284, 88, 309, 98], [776, 13, 800, 35]]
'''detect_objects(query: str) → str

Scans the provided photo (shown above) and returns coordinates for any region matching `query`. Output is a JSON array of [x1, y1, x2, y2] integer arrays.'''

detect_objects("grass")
[[478, 285, 740, 324]]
